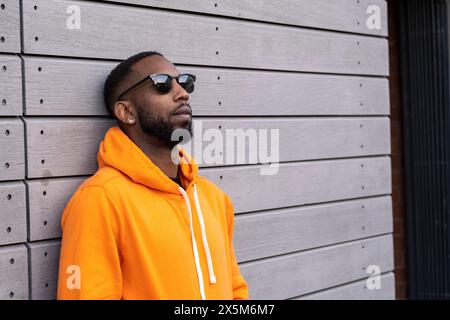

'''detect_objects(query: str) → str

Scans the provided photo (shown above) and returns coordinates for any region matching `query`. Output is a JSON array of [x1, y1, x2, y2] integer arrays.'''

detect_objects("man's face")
[[120, 55, 192, 146]]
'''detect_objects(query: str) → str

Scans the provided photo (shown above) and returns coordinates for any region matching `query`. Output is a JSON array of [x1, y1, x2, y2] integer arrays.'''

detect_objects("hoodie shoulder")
[[196, 175, 229, 199], [79, 166, 130, 192]]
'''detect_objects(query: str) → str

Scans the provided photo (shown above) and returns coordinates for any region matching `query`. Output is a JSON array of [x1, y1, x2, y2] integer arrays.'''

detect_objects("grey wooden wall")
[[0, 0, 394, 300]]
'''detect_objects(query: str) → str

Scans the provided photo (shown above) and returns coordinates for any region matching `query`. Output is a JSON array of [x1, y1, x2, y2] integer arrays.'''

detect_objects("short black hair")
[[103, 51, 164, 117]]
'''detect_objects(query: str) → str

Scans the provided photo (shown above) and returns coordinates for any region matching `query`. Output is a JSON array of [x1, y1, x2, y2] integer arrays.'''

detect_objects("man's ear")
[[114, 101, 136, 125]]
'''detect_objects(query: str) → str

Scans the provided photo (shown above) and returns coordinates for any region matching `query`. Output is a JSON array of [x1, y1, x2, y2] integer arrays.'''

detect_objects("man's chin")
[[172, 119, 192, 134]]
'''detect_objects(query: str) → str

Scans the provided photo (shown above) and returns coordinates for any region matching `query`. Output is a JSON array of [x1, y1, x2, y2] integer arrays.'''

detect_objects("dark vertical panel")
[[399, 0, 450, 299], [399, 0, 416, 298], [439, 0, 450, 297]]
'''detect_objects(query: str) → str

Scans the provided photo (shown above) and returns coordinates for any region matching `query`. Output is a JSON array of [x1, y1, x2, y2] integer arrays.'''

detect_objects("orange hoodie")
[[57, 126, 249, 300]]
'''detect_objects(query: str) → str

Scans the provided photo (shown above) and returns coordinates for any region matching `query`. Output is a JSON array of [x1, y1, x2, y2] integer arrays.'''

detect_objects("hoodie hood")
[[97, 126, 199, 195]]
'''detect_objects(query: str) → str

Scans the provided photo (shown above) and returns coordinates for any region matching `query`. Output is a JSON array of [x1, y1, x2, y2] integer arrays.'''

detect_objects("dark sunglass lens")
[[153, 74, 171, 93], [179, 74, 195, 93]]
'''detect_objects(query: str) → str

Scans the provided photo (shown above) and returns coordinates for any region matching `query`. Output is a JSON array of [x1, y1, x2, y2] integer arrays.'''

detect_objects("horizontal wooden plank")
[[198, 118, 390, 167], [235, 196, 392, 262], [240, 234, 394, 299], [296, 272, 395, 300], [0, 55, 23, 115], [0, 181, 27, 245], [24, 56, 390, 116], [27, 177, 85, 241], [27, 240, 61, 300], [101, 0, 388, 37], [25, 118, 116, 179], [24, 118, 390, 178], [0, 118, 25, 180], [0, 244, 29, 299], [27, 156, 391, 241], [23, 0, 389, 75], [0, 0, 21, 53], [204, 156, 392, 213]]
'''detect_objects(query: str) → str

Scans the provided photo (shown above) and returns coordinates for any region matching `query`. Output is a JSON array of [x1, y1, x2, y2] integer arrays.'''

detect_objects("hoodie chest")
[[119, 186, 230, 271]]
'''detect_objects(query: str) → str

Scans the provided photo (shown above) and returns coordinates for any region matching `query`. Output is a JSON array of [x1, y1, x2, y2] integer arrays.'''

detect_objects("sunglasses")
[[117, 73, 196, 101]]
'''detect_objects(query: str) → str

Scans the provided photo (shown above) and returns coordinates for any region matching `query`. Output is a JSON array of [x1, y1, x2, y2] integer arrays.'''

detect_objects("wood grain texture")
[[234, 196, 392, 262], [197, 117, 390, 167], [0, 181, 27, 245], [23, 57, 390, 116], [0, 0, 21, 53], [27, 240, 61, 300], [24, 118, 116, 179], [0, 55, 23, 115], [0, 118, 25, 181], [239, 234, 394, 299], [296, 272, 395, 300], [203, 156, 392, 213], [101, 0, 388, 37], [0, 244, 29, 299], [27, 177, 85, 241], [22, 0, 389, 75]]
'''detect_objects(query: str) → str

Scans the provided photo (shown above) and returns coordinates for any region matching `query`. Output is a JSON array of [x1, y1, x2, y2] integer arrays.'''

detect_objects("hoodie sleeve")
[[57, 185, 124, 300], [224, 193, 250, 300]]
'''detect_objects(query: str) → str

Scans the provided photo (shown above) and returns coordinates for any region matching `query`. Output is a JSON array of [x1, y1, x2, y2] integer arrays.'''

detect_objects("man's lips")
[[173, 104, 192, 116]]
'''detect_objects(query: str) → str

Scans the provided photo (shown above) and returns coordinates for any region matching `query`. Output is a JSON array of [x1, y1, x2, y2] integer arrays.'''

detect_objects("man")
[[57, 51, 249, 300]]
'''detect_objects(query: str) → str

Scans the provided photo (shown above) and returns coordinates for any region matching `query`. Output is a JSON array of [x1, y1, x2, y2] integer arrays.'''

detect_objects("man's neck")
[[127, 130, 179, 179]]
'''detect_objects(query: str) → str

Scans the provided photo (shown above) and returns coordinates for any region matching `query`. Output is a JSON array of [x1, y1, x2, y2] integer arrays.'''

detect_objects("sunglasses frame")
[[117, 73, 196, 102]]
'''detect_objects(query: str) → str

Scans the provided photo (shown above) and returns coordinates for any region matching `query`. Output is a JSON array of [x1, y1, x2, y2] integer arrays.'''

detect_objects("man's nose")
[[172, 80, 189, 100]]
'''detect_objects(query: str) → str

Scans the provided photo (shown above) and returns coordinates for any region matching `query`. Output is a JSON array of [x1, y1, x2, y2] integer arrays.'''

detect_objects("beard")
[[136, 105, 192, 148]]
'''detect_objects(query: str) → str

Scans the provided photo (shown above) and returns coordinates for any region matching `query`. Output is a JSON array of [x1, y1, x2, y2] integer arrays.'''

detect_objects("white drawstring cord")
[[193, 184, 217, 284], [179, 186, 206, 300]]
